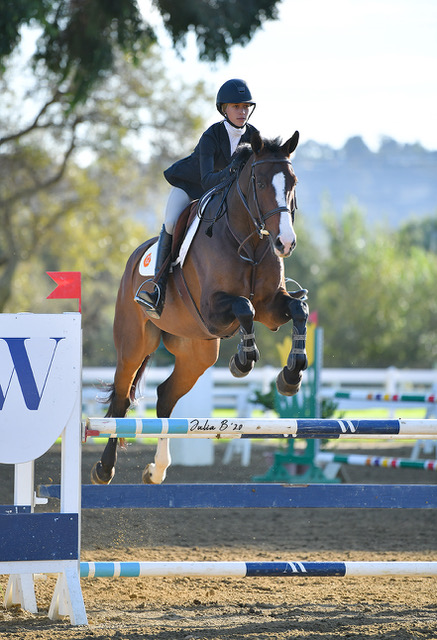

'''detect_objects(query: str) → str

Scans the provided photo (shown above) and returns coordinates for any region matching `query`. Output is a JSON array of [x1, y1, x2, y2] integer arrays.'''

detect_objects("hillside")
[[294, 136, 437, 229]]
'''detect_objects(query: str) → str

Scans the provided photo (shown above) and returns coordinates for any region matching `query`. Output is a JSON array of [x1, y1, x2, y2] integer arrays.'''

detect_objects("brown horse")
[[91, 131, 308, 485]]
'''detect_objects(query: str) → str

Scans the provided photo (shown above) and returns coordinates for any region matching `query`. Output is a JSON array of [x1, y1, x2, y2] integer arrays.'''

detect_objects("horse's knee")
[[287, 297, 309, 323], [231, 296, 255, 328]]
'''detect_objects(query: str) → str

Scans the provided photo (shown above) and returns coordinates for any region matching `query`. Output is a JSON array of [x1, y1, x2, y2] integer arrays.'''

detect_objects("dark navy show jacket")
[[164, 121, 258, 200]]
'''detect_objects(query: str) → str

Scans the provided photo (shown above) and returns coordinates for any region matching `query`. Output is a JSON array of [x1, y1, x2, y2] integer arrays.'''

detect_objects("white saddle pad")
[[139, 215, 201, 276], [139, 240, 158, 276], [173, 216, 201, 268]]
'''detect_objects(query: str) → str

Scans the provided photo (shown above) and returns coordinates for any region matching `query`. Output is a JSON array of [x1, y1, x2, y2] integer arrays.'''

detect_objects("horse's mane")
[[233, 143, 253, 164], [259, 137, 285, 153], [234, 136, 285, 164]]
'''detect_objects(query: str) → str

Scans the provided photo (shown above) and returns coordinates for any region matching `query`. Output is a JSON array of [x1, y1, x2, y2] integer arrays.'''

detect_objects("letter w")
[[0, 337, 65, 410]]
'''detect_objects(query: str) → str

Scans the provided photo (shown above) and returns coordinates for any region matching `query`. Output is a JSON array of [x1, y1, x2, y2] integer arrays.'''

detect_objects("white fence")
[[82, 366, 437, 418]]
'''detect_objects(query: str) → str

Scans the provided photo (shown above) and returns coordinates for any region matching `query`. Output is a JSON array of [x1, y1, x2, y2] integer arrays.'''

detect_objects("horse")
[[91, 130, 309, 485]]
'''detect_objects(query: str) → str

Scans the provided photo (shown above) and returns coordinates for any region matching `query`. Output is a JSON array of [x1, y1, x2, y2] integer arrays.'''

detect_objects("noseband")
[[236, 157, 297, 241]]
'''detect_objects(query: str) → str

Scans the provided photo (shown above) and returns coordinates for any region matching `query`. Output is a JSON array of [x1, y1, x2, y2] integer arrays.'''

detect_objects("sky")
[[144, 0, 437, 151]]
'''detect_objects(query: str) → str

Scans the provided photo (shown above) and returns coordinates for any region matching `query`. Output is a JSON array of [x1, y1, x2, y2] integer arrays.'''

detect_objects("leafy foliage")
[[312, 205, 437, 368], [0, 0, 281, 106], [1, 3, 436, 370], [398, 216, 437, 253], [154, 0, 280, 61], [0, 46, 211, 365]]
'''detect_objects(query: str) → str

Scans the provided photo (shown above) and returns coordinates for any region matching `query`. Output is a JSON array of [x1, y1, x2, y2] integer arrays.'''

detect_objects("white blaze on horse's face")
[[272, 171, 296, 257]]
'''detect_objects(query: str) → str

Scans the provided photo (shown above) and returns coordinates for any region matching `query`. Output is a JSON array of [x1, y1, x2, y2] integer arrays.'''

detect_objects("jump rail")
[[316, 451, 437, 471], [80, 561, 437, 578], [38, 483, 437, 509], [325, 390, 437, 404], [84, 417, 437, 440]]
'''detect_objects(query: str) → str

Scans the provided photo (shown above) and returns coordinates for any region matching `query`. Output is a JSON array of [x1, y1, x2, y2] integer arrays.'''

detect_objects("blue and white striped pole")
[[80, 561, 437, 579], [84, 417, 437, 440]]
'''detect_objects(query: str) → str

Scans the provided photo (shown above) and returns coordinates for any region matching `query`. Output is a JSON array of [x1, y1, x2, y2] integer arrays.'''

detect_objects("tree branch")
[[0, 129, 78, 208], [0, 90, 63, 146]]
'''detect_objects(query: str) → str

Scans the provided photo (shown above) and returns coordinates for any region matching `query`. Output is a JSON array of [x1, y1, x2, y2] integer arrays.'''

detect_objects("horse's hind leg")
[[90, 388, 130, 485], [141, 438, 170, 485], [228, 297, 260, 378], [142, 335, 220, 484], [92, 439, 118, 485], [91, 310, 162, 484]]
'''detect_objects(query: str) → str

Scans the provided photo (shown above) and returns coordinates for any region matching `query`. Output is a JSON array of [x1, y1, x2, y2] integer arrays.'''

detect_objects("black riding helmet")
[[216, 79, 256, 128]]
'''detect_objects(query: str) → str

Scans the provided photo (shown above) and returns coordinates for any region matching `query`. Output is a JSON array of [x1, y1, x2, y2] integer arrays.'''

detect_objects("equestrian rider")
[[135, 78, 258, 318]]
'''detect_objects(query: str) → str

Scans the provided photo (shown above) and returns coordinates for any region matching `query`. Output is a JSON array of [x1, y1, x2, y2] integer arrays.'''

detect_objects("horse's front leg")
[[228, 296, 260, 378], [276, 295, 309, 395]]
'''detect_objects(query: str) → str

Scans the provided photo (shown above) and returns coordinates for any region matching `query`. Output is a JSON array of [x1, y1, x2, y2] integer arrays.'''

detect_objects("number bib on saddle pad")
[[138, 216, 201, 276], [138, 241, 158, 276]]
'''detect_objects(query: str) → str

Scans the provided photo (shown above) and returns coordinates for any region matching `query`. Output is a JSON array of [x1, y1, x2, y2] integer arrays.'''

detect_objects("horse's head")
[[241, 131, 299, 258]]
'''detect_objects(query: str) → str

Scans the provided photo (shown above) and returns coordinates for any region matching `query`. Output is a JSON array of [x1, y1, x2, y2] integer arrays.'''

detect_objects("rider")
[[135, 78, 258, 318]]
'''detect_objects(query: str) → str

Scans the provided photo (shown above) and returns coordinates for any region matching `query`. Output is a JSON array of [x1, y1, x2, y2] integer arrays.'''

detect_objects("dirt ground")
[[1, 438, 437, 640]]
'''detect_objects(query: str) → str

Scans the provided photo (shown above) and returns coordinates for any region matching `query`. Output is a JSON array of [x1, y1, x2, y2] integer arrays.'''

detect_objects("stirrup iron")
[[134, 280, 161, 312]]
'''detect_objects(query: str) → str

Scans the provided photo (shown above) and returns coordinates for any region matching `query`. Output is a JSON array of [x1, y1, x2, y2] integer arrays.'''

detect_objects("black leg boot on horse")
[[276, 296, 309, 396], [135, 225, 173, 319]]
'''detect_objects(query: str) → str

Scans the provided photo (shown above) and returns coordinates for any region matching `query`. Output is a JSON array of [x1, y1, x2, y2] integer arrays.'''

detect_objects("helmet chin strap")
[[222, 105, 257, 129], [223, 114, 246, 130]]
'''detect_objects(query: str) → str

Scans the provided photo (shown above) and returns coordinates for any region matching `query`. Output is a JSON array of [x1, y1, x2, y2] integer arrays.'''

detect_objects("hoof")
[[90, 461, 115, 485], [276, 368, 303, 396], [229, 354, 254, 378], [142, 463, 165, 485]]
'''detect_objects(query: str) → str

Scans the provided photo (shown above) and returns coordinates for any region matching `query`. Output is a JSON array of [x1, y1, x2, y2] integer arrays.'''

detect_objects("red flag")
[[47, 271, 82, 312], [308, 310, 318, 325]]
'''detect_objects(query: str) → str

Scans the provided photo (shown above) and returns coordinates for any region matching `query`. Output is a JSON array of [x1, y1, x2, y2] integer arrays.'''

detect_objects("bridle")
[[233, 157, 297, 263]]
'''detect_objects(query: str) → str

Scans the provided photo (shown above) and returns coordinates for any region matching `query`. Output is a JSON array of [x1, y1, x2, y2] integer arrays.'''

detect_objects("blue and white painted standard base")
[[80, 561, 437, 579]]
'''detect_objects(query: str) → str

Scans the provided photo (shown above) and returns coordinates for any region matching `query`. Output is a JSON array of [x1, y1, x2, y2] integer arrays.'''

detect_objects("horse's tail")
[[130, 355, 151, 402], [102, 355, 152, 418]]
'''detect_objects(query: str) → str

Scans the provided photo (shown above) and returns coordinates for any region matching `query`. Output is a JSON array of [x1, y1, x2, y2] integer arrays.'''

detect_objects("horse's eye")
[[257, 180, 265, 189]]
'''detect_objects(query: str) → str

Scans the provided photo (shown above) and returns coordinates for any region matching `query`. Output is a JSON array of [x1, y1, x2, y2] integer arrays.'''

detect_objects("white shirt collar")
[[224, 120, 246, 155], [224, 120, 246, 137]]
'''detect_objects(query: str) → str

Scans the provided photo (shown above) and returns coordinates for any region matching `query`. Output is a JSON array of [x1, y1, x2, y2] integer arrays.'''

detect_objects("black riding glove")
[[228, 156, 243, 174]]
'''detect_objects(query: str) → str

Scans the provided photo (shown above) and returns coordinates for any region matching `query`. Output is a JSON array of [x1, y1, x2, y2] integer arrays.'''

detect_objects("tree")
[[157, 0, 280, 62], [398, 215, 437, 254], [0, 0, 282, 107], [314, 204, 437, 368], [0, 47, 210, 320], [0, 0, 281, 317]]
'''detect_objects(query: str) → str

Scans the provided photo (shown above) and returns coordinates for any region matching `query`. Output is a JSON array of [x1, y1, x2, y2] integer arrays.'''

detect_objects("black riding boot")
[[135, 225, 173, 318]]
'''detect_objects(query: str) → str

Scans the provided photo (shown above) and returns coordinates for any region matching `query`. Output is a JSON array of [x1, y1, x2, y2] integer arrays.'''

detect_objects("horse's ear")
[[251, 131, 264, 155], [282, 130, 299, 156]]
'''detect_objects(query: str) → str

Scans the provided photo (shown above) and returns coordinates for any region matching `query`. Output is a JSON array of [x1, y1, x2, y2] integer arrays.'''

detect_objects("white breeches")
[[164, 187, 192, 234]]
